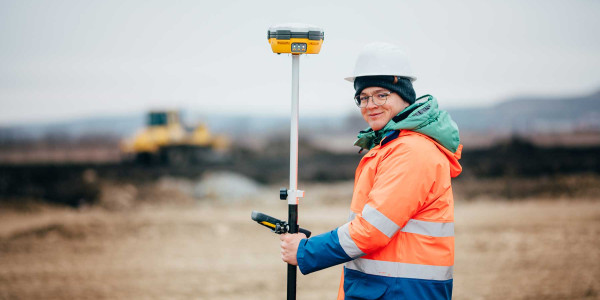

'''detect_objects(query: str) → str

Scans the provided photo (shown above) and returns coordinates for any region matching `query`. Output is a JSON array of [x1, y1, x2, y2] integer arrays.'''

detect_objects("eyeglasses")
[[354, 92, 393, 108]]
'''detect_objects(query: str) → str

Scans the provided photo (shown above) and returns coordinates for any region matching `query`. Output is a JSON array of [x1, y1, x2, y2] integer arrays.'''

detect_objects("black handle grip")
[[252, 211, 283, 225]]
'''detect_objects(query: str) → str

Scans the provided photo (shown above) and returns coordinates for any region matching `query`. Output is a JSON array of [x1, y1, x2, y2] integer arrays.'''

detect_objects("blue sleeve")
[[296, 227, 352, 275]]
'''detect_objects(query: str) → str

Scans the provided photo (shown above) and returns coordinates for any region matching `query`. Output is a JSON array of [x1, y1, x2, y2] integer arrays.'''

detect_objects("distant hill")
[[0, 114, 145, 140], [447, 89, 600, 134], [1, 89, 599, 143]]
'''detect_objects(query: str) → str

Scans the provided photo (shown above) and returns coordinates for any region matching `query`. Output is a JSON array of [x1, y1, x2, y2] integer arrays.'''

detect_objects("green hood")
[[354, 95, 460, 152]]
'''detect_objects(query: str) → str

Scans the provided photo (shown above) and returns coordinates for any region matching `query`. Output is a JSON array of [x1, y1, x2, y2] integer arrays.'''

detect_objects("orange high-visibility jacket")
[[297, 130, 462, 299]]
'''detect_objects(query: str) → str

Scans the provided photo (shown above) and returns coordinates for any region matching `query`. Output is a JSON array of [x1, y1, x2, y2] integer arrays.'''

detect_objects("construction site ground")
[[0, 188, 599, 299]]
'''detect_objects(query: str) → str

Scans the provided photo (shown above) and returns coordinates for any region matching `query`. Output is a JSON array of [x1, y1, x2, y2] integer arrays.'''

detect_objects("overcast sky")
[[1, 0, 599, 125]]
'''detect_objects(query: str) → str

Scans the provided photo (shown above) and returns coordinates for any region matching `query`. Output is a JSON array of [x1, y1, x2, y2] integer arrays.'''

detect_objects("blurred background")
[[1, 0, 599, 299]]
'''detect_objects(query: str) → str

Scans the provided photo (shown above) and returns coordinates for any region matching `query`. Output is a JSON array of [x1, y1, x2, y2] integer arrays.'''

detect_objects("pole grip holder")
[[251, 210, 312, 238], [280, 188, 305, 200]]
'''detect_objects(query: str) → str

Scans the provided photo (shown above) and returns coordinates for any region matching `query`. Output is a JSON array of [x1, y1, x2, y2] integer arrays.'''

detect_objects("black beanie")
[[354, 75, 416, 105]]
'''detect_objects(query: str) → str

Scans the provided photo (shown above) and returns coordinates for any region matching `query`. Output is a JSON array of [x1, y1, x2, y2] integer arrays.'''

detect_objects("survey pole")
[[266, 23, 324, 300]]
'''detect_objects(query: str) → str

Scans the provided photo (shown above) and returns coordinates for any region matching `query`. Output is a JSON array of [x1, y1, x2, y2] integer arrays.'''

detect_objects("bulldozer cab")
[[148, 111, 179, 127]]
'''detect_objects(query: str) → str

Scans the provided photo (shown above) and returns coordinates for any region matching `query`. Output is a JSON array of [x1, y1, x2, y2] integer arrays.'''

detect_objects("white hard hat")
[[345, 42, 416, 82]]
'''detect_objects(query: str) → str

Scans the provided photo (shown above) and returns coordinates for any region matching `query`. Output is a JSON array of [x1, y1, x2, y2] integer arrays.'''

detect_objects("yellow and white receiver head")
[[268, 23, 324, 54]]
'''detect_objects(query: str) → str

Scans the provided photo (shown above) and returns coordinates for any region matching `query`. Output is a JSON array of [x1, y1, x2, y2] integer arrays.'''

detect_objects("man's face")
[[360, 87, 409, 131]]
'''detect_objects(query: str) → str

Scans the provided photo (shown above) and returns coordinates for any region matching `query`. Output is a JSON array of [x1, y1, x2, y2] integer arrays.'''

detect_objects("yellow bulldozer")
[[121, 110, 229, 165]]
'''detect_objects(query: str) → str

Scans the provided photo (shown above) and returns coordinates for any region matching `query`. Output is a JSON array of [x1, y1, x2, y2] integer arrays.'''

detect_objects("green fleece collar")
[[354, 95, 460, 152]]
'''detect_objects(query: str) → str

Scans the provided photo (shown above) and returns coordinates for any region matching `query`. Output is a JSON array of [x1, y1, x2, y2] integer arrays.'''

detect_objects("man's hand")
[[280, 233, 307, 265]]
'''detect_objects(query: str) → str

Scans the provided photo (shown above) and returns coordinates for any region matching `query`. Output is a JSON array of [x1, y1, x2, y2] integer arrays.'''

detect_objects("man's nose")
[[366, 97, 378, 109]]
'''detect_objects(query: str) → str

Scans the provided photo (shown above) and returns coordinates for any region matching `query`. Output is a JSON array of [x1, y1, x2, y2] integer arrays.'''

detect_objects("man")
[[281, 42, 462, 299]]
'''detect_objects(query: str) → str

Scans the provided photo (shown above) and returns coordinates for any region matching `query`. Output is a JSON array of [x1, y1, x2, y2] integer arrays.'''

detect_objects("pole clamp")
[[289, 189, 304, 198], [280, 188, 305, 200]]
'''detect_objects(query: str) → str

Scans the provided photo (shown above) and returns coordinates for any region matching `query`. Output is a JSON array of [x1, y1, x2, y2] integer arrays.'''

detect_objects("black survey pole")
[[287, 205, 298, 299]]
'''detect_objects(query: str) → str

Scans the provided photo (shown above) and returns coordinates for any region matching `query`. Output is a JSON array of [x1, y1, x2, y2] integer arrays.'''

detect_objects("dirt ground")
[[1, 190, 599, 299]]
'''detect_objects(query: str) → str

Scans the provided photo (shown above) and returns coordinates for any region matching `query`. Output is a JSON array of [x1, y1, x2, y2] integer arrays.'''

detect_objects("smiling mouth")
[[369, 112, 383, 117]]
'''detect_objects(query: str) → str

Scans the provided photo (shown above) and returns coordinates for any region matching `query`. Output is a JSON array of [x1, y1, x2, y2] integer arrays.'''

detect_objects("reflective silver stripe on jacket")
[[346, 258, 453, 281], [357, 205, 454, 238], [337, 222, 365, 258], [361, 204, 400, 238], [401, 219, 454, 237]]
